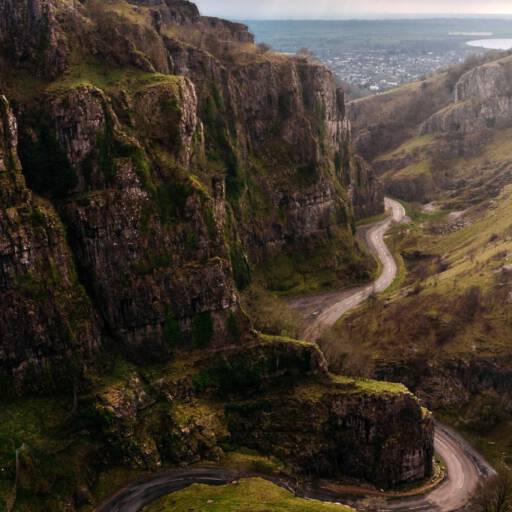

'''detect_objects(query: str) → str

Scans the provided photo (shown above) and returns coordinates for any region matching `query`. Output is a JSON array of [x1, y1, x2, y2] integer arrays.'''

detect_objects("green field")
[[144, 478, 353, 512]]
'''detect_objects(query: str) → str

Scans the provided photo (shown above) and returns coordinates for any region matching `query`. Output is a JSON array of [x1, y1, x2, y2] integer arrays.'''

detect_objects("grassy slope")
[[144, 478, 353, 512], [318, 183, 512, 469], [327, 186, 512, 360], [376, 125, 512, 189]]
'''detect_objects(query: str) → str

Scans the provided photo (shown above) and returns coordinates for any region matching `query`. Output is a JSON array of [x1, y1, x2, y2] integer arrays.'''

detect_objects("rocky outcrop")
[[128, 0, 200, 24], [350, 156, 383, 218], [376, 354, 512, 413], [88, 338, 433, 488], [421, 56, 512, 135], [0, 96, 100, 392], [420, 97, 512, 134], [227, 384, 433, 487], [455, 59, 512, 103]]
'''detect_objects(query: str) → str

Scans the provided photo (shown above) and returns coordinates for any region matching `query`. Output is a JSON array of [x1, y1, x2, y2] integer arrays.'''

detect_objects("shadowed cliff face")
[[0, 0, 382, 376], [0, 96, 101, 394]]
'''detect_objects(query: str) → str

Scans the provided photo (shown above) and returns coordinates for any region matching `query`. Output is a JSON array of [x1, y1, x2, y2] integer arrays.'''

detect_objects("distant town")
[[246, 19, 512, 97], [320, 47, 472, 94]]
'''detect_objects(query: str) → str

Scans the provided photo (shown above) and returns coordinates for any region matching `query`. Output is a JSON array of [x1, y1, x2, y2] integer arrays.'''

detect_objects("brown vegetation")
[[474, 475, 512, 512]]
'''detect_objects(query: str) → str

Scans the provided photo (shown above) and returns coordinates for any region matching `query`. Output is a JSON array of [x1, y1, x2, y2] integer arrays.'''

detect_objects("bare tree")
[[474, 475, 512, 512]]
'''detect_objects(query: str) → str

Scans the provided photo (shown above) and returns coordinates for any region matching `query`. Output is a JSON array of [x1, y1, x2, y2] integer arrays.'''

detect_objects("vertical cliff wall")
[[0, 96, 100, 393], [0, 0, 382, 382]]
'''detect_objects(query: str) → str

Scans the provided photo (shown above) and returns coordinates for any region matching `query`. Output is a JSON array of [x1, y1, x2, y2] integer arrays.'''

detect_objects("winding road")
[[96, 198, 495, 512], [381, 423, 495, 512], [289, 197, 407, 340]]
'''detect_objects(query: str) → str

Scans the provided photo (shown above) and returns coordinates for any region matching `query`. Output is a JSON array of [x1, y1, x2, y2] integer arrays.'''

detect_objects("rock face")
[[227, 382, 433, 487], [90, 338, 434, 488], [0, 0, 432, 504], [421, 56, 512, 135], [31, 82, 239, 361], [0, 0, 70, 78], [385, 172, 437, 203], [0, 0, 383, 376], [0, 96, 100, 393]]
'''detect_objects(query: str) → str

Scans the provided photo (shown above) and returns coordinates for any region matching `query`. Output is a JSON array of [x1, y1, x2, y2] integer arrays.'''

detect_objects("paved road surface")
[[96, 425, 495, 512], [381, 423, 495, 511], [96, 198, 495, 512], [288, 198, 406, 339]]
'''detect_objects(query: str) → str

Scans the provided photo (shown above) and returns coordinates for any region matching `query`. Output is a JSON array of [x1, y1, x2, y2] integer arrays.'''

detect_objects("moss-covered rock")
[[0, 96, 101, 393]]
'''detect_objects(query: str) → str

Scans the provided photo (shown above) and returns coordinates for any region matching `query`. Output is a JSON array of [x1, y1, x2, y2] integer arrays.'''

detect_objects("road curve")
[[96, 197, 494, 512], [96, 426, 495, 512], [288, 197, 406, 340], [380, 423, 495, 511], [287, 196, 495, 511]]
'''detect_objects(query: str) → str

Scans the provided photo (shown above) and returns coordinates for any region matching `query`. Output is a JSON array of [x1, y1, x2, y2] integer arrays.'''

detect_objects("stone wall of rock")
[[421, 56, 512, 135], [0, 96, 101, 391], [226, 385, 433, 487], [89, 338, 434, 488], [0, 0, 382, 378]]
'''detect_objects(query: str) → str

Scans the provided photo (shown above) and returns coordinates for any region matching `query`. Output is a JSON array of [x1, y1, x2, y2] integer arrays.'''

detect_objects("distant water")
[[466, 38, 512, 50]]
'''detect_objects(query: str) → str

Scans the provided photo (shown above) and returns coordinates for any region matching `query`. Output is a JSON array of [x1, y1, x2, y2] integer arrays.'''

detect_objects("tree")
[[474, 475, 512, 512]]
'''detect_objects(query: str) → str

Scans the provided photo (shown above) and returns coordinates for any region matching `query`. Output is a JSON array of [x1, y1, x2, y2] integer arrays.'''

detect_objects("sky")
[[195, 0, 512, 19]]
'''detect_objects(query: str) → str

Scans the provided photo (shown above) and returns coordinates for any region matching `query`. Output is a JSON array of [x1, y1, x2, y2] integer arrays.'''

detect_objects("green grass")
[[376, 134, 435, 162], [145, 478, 353, 512], [393, 159, 431, 179], [330, 374, 411, 395], [294, 374, 411, 401], [46, 59, 182, 95], [218, 451, 287, 475]]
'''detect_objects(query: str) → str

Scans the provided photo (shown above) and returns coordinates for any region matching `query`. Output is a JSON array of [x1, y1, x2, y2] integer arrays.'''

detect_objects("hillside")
[[349, 50, 512, 204], [0, 1, 434, 510], [328, 48, 512, 473]]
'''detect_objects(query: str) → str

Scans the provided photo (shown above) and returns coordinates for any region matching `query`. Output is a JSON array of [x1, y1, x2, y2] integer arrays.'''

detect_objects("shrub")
[[191, 312, 214, 348], [164, 311, 182, 347], [225, 311, 241, 342]]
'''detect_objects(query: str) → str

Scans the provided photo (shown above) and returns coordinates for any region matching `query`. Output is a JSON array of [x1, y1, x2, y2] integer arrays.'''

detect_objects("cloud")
[[195, 0, 512, 19]]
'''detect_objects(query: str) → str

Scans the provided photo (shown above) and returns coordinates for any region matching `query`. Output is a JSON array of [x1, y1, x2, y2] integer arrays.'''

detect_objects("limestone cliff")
[[421, 55, 512, 135], [0, 96, 100, 394], [0, 0, 383, 376]]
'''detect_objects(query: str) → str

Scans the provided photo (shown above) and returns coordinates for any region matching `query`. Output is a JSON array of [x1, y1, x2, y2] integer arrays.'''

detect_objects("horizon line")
[[236, 13, 512, 21]]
